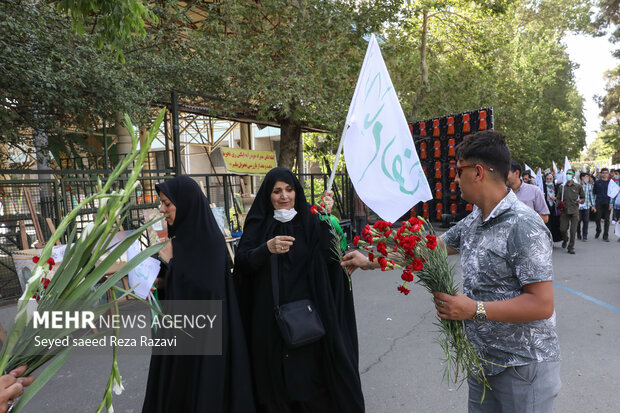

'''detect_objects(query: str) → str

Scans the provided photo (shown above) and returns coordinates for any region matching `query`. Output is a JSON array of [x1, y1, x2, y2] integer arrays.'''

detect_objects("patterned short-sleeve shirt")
[[442, 190, 560, 375]]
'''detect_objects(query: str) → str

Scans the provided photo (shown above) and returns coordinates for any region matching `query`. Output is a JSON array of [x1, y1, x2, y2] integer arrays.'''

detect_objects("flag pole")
[[326, 123, 349, 192]]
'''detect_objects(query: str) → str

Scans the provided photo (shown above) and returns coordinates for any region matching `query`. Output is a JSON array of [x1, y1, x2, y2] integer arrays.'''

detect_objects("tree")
[[0, 1, 155, 166], [186, 0, 402, 168], [0, 0, 197, 167], [383, 0, 592, 168], [594, 1, 620, 153], [597, 66, 620, 150], [55, 0, 156, 61]]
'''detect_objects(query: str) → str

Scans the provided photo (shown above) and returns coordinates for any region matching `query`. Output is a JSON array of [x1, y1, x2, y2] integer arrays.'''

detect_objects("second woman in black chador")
[[142, 176, 255, 413], [234, 167, 364, 413]]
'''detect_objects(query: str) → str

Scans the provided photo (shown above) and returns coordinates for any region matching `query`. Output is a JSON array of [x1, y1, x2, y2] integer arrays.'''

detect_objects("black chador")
[[234, 168, 364, 413], [142, 176, 255, 413]]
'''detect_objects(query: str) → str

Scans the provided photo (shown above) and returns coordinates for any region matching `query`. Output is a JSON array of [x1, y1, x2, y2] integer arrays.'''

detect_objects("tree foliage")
[[593, 0, 620, 155], [186, 0, 401, 167], [0, 0, 599, 172], [55, 0, 156, 61], [384, 0, 592, 169], [0, 1, 158, 165]]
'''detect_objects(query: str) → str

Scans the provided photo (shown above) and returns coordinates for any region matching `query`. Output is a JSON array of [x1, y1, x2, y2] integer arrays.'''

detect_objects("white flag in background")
[[607, 179, 619, 200], [524, 163, 534, 175], [535, 168, 544, 191], [552, 161, 558, 175], [564, 156, 572, 174], [343, 35, 431, 222]]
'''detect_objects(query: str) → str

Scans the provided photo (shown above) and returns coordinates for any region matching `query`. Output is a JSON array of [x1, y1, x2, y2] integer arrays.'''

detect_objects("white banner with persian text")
[[343, 35, 431, 222]]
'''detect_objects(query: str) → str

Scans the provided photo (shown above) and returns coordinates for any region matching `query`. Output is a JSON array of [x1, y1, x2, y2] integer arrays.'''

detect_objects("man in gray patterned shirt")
[[433, 130, 561, 413]]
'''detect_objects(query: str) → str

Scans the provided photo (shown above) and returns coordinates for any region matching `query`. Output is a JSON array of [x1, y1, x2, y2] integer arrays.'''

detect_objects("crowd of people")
[[519, 165, 620, 254]]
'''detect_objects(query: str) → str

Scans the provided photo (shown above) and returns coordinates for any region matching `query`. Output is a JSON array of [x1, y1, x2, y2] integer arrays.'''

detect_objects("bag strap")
[[270, 254, 280, 309], [561, 184, 565, 202]]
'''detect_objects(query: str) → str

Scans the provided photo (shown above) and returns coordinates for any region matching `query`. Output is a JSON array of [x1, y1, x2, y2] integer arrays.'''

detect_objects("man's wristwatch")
[[473, 301, 487, 324]]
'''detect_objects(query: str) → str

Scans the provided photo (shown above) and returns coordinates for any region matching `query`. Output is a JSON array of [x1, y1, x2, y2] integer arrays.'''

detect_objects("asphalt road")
[[6, 221, 620, 412]]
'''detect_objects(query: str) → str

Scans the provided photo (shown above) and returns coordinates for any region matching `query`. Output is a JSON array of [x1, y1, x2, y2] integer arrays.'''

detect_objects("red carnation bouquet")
[[354, 217, 489, 391]]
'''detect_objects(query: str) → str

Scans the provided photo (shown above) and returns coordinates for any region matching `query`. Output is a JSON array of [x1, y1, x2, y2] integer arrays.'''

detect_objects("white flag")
[[343, 35, 431, 222], [564, 156, 572, 174], [607, 179, 620, 200], [524, 163, 534, 175], [552, 161, 558, 175], [535, 168, 544, 191]]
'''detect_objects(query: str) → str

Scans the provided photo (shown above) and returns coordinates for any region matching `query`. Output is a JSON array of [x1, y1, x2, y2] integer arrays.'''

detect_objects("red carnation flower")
[[368, 252, 374, 262], [401, 270, 414, 282], [378, 257, 388, 271], [310, 205, 318, 214], [362, 224, 372, 239], [426, 234, 438, 250], [353, 236, 360, 247], [410, 258, 424, 272], [373, 220, 392, 232], [397, 285, 411, 295], [384, 229, 393, 238], [377, 242, 388, 256], [47, 257, 55, 270], [408, 217, 423, 232], [32, 256, 40, 264]]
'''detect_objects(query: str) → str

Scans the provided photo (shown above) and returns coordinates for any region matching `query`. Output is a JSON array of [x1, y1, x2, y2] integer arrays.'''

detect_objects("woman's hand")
[[323, 191, 335, 214], [267, 236, 295, 254], [158, 239, 173, 264]]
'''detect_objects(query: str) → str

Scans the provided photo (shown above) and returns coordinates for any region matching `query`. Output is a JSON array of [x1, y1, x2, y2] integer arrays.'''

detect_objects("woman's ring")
[[281, 246, 285, 251], [438, 300, 445, 307]]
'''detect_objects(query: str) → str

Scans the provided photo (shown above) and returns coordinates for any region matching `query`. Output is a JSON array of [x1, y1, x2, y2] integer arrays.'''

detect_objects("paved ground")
[[4, 221, 620, 412]]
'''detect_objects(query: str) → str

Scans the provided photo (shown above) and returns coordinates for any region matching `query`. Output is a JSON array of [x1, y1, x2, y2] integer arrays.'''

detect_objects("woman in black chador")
[[543, 172, 563, 243], [142, 176, 255, 413], [233, 167, 364, 413]]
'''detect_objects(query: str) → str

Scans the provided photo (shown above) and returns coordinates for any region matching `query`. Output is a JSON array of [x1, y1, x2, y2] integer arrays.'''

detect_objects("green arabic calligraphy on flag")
[[343, 35, 431, 222]]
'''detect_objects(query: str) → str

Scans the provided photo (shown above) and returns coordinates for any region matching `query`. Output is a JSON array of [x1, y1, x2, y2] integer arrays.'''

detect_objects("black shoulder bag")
[[271, 254, 325, 348]]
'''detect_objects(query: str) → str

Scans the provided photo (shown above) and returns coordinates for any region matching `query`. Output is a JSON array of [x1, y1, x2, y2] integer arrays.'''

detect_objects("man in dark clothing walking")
[[593, 167, 613, 241], [557, 169, 584, 254]]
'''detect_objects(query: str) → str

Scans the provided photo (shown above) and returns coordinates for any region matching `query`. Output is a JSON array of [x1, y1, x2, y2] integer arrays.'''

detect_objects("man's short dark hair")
[[456, 130, 511, 181], [601, 167, 609, 173], [510, 160, 522, 175]]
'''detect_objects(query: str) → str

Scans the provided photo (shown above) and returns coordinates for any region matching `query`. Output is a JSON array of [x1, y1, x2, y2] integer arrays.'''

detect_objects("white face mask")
[[615, 175, 619, 180], [273, 208, 297, 223]]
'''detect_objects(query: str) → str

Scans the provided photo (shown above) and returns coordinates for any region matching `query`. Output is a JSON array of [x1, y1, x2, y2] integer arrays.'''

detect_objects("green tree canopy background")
[[0, 0, 605, 171]]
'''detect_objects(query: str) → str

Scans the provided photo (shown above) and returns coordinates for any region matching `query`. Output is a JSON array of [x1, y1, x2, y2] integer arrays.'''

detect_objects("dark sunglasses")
[[456, 164, 494, 177]]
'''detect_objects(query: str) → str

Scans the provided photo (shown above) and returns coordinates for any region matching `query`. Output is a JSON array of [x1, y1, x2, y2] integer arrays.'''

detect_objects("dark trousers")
[[595, 204, 610, 238], [354, 216, 368, 236], [560, 212, 578, 249], [577, 209, 590, 239]]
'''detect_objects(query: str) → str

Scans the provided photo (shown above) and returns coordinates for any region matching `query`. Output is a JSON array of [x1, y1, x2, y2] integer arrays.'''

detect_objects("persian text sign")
[[221, 147, 276, 174], [343, 35, 431, 222]]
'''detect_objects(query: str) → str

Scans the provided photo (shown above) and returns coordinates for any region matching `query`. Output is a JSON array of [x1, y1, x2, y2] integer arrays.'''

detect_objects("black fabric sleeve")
[[236, 242, 271, 272]]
